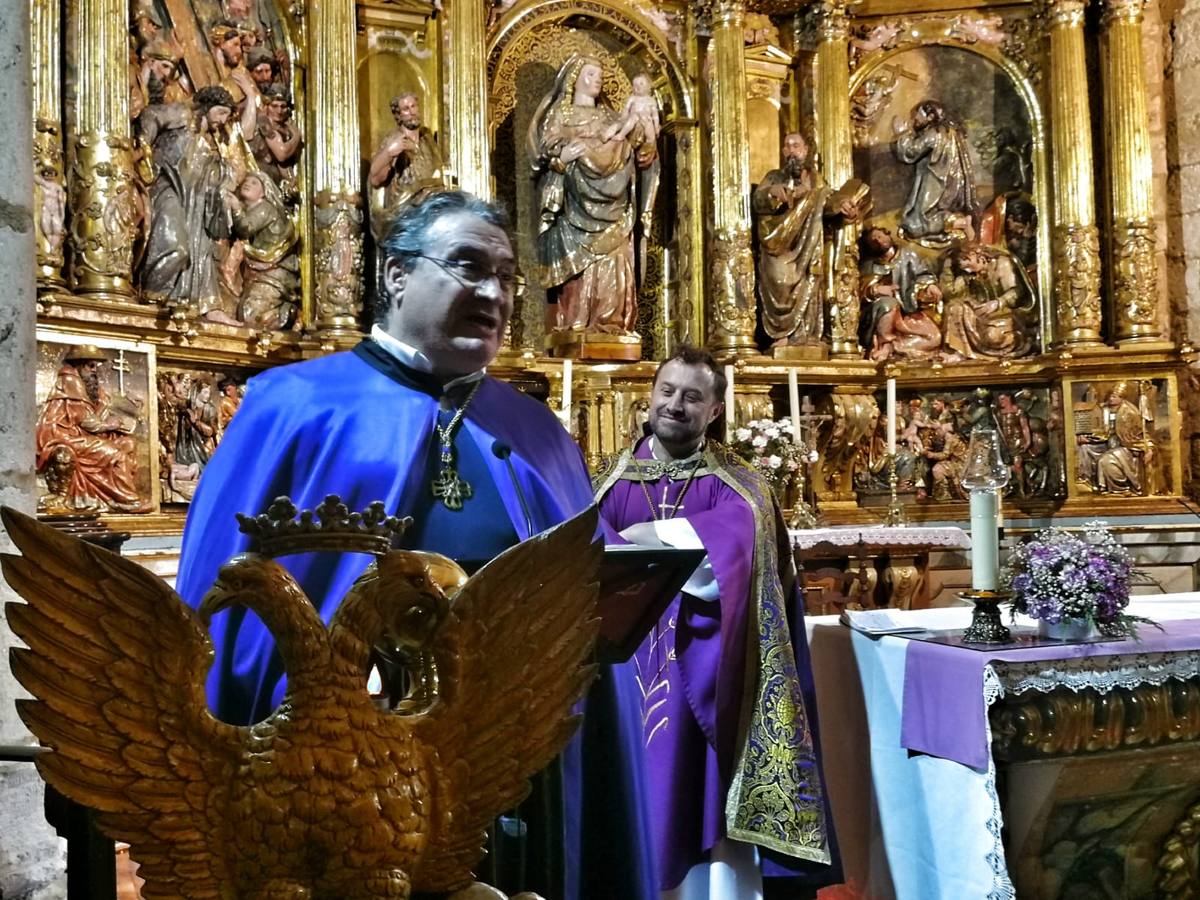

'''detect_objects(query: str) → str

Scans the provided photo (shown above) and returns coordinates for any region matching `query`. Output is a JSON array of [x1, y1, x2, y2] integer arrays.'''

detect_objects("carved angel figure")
[[1, 505, 601, 899]]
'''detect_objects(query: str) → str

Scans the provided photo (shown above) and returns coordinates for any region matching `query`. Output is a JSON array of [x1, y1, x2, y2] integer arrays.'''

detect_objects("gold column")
[[814, 0, 858, 358], [446, 0, 490, 198], [1101, 0, 1161, 343], [310, 0, 364, 343], [707, 0, 757, 357], [31, 0, 66, 295], [1047, 0, 1102, 346], [68, 0, 137, 299]]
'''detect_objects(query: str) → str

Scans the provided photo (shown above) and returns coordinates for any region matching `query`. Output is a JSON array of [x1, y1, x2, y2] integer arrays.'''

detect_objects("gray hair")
[[374, 190, 512, 320]]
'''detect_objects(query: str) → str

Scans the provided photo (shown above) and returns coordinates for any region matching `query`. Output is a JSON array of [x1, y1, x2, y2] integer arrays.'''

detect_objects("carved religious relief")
[[1111, 219, 1159, 334], [1053, 223, 1103, 340], [32, 130, 68, 282], [127, 0, 303, 333], [313, 196, 365, 334], [751, 131, 868, 358], [530, 55, 659, 358], [158, 368, 244, 502], [815, 392, 877, 503], [35, 339, 156, 515], [851, 43, 1044, 363], [367, 93, 446, 241], [1069, 378, 1175, 497], [855, 386, 1063, 504]]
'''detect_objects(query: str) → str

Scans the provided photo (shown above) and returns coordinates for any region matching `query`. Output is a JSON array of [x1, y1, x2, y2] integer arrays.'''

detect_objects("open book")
[[840, 608, 929, 636]]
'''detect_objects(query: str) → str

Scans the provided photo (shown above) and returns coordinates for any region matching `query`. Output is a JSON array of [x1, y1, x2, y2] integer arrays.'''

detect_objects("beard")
[[81, 371, 101, 404], [398, 114, 421, 130], [783, 155, 806, 178]]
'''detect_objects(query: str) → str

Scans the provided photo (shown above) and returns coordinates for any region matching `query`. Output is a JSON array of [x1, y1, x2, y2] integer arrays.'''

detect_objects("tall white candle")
[[561, 358, 572, 419], [724, 364, 735, 441], [886, 377, 897, 456], [788, 369, 801, 443]]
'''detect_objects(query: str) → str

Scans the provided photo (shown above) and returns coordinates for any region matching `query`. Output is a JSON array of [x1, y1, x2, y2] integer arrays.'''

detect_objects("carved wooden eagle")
[[1, 505, 601, 899]]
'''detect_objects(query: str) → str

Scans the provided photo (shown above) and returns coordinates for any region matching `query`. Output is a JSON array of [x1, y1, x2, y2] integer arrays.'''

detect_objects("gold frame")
[[1060, 370, 1183, 502], [35, 326, 162, 516], [848, 25, 1053, 352]]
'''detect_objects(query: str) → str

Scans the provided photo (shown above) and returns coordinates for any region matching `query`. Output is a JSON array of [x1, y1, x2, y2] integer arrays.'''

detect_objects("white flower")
[[765, 426, 780, 439], [768, 454, 782, 469], [735, 427, 752, 441], [752, 435, 768, 449]]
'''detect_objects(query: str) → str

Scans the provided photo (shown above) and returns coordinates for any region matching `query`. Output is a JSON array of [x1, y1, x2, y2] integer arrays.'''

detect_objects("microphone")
[[492, 440, 535, 540]]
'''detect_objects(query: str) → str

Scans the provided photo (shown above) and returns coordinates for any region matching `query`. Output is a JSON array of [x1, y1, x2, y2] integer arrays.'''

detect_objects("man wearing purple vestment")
[[594, 347, 836, 898]]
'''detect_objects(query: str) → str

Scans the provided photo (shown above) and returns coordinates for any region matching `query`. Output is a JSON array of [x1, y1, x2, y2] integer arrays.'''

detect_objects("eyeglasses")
[[413, 254, 517, 294]]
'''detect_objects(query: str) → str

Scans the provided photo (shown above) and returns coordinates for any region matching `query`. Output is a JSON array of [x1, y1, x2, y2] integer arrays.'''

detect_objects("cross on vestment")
[[659, 492, 683, 518]]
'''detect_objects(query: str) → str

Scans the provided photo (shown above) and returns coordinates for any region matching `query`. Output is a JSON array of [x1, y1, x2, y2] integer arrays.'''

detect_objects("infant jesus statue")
[[603, 73, 660, 144]]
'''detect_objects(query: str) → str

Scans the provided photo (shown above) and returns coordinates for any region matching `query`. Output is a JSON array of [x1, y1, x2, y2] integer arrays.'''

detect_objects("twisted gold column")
[[68, 0, 136, 299], [31, 0, 66, 295], [1047, 0, 1102, 346], [1102, 0, 1162, 344], [446, 0, 490, 198], [707, 0, 757, 357], [814, 0, 858, 358], [310, 0, 364, 342]]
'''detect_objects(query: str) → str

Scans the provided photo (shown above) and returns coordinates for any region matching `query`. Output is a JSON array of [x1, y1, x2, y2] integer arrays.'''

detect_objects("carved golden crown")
[[236, 495, 411, 558]]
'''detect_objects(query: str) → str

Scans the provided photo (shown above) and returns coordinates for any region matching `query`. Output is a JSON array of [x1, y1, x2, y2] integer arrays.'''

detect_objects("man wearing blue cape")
[[175, 191, 655, 900]]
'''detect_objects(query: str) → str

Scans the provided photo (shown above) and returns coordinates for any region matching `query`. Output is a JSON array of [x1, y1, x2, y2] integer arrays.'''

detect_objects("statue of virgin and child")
[[528, 55, 660, 341]]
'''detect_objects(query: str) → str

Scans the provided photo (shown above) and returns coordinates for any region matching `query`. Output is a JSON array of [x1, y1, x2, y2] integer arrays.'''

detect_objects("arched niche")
[[487, 0, 700, 358], [850, 41, 1051, 351]]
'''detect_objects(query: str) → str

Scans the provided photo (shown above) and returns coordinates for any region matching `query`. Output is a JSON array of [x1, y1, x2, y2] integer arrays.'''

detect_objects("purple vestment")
[[595, 438, 837, 892]]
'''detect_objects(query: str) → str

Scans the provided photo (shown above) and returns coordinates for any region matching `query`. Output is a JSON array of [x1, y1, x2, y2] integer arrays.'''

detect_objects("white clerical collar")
[[370, 324, 485, 391]]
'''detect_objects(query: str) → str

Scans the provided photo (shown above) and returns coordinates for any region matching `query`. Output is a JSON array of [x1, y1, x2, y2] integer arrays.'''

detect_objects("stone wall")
[[0, 2, 66, 896], [1166, 0, 1200, 492]]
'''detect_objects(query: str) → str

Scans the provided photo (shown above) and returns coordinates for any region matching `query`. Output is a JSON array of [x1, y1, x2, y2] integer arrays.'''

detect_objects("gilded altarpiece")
[[29, 0, 1194, 534]]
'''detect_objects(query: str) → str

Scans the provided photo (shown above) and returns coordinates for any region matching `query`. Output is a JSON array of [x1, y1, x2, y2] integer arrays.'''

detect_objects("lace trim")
[[982, 667, 1017, 899], [988, 650, 1200, 698], [789, 526, 970, 550]]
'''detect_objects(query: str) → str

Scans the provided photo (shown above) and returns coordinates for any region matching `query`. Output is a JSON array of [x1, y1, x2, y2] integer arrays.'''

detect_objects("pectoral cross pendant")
[[659, 485, 683, 518], [432, 467, 473, 510]]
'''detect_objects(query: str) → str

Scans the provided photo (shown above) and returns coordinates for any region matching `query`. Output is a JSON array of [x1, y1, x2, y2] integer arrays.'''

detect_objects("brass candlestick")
[[882, 452, 907, 526]]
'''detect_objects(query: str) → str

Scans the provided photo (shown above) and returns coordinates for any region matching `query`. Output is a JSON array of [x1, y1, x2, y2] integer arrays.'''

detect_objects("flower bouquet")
[[729, 418, 810, 508], [1002, 520, 1155, 638]]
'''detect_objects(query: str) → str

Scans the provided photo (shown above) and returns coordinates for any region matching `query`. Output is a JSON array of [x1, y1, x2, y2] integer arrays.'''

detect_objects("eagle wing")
[[0, 508, 243, 898], [409, 507, 602, 893]]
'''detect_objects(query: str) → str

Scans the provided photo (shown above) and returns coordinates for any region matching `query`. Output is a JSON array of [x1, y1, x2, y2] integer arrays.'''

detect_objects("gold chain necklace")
[[637, 440, 702, 521], [430, 380, 483, 511]]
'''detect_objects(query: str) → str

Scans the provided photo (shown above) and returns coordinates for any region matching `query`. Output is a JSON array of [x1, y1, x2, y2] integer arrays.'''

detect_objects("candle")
[[969, 490, 1000, 590], [788, 369, 801, 443], [886, 378, 897, 457], [561, 358, 572, 419], [724, 364, 735, 441]]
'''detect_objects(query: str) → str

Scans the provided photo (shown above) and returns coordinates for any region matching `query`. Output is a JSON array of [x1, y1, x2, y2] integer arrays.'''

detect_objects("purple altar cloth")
[[900, 618, 1200, 769]]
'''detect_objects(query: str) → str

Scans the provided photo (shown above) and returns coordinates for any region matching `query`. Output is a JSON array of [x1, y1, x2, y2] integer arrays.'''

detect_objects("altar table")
[[805, 595, 1200, 899], [790, 525, 969, 613]]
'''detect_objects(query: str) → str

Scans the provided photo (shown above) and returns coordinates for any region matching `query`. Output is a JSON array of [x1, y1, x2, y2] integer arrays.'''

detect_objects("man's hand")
[[618, 521, 667, 547], [839, 198, 860, 221]]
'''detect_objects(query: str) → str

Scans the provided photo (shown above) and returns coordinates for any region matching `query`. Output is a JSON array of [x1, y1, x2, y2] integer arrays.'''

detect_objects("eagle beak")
[[197, 584, 234, 622]]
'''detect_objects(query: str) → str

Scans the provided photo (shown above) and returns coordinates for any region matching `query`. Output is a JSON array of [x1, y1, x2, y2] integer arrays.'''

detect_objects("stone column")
[[706, 0, 757, 357], [68, 0, 137, 300], [0, 3, 66, 895], [1101, 0, 1163, 343], [31, 0, 67, 295], [1046, 0, 1103, 346], [446, 0, 490, 198], [813, 0, 859, 358], [311, 0, 365, 345]]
